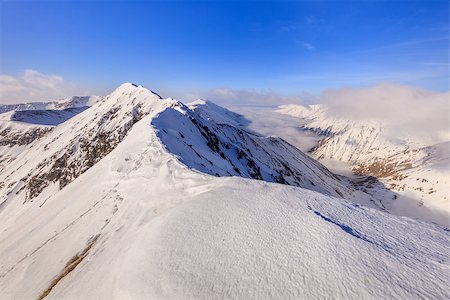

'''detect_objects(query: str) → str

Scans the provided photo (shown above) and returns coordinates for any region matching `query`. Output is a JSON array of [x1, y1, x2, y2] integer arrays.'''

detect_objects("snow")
[[1, 111, 449, 299], [0, 96, 100, 173], [153, 103, 358, 200], [0, 96, 101, 114], [2, 107, 89, 126], [275, 103, 450, 223], [0, 83, 449, 299], [0, 82, 165, 208], [130, 182, 449, 299], [188, 99, 250, 127]]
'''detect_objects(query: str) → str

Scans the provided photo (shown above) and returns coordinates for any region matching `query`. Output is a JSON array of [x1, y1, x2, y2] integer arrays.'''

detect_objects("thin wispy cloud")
[[418, 62, 449, 66], [196, 87, 308, 106], [299, 41, 315, 50], [276, 64, 448, 89], [280, 24, 297, 32], [2, 1, 447, 94], [305, 16, 317, 25], [351, 37, 449, 54]]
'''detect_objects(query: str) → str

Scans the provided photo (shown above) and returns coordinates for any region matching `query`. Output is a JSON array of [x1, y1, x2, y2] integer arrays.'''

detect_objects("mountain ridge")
[[0, 83, 448, 299]]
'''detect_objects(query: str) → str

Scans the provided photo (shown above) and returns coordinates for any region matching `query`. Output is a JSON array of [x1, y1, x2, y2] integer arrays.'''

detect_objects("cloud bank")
[[188, 83, 449, 144], [321, 82, 450, 143], [2, 70, 446, 144], [0, 69, 78, 104], [202, 88, 308, 106]]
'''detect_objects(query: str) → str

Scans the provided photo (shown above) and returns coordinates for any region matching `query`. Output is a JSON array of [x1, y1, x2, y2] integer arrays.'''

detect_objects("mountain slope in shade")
[[153, 102, 358, 200], [0, 90, 448, 299], [0, 96, 101, 114], [188, 99, 250, 127], [5, 107, 89, 126], [276, 104, 450, 217]]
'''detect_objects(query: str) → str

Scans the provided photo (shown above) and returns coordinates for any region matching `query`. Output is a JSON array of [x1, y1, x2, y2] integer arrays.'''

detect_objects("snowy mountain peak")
[[187, 99, 249, 127], [188, 98, 209, 106], [109, 82, 163, 100], [0, 86, 449, 299], [0, 84, 172, 205], [0, 85, 357, 209]]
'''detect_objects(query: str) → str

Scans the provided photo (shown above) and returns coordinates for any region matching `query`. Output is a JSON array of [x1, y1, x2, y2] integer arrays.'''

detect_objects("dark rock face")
[[0, 127, 52, 147], [22, 103, 146, 201], [187, 113, 268, 181], [25, 133, 118, 200], [153, 106, 352, 199]]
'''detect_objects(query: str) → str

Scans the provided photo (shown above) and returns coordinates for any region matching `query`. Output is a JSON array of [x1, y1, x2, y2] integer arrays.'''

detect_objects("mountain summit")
[[0, 84, 448, 299]]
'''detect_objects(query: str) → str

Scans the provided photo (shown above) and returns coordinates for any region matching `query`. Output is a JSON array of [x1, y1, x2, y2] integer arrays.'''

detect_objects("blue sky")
[[0, 0, 448, 103]]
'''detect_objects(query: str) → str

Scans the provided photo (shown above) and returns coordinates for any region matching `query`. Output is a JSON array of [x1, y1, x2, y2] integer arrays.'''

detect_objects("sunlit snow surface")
[[0, 85, 449, 299]]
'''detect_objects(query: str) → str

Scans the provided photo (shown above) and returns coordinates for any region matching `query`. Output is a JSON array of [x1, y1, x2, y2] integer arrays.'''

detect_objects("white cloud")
[[299, 41, 314, 50], [22, 69, 64, 90], [320, 82, 450, 143], [305, 16, 317, 25], [0, 69, 78, 104], [280, 24, 297, 32], [200, 88, 310, 106]]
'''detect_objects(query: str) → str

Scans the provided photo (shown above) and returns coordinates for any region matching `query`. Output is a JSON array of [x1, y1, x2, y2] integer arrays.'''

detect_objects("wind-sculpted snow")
[[0, 109, 448, 299], [140, 184, 449, 299]]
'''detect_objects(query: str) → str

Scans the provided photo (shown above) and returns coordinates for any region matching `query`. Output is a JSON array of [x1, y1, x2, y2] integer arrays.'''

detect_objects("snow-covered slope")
[[0, 107, 91, 173], [4, 107, 89, 126], [0, 83, 165, 207], [276, 104, 415, 162], [0, 95, 101, 173], [188, 99, 250, 127], [0, 96, 101, 114], [0, 87, 448, 299], [276, 104, 450, 216]]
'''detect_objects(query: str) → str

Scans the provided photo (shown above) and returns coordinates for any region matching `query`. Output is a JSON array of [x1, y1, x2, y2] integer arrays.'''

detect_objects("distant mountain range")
[[276, 104, 449, 221]]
